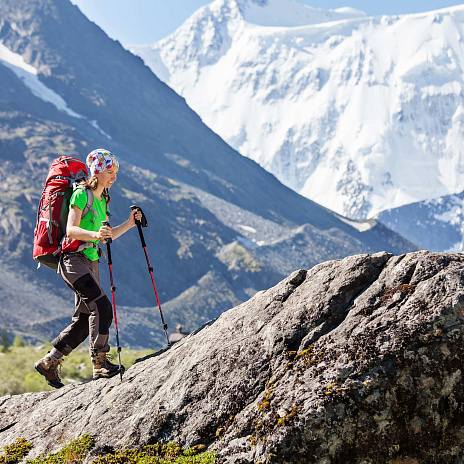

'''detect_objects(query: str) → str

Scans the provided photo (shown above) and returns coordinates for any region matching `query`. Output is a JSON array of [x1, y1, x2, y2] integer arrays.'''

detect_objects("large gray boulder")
[[1, 250, 463, 463]]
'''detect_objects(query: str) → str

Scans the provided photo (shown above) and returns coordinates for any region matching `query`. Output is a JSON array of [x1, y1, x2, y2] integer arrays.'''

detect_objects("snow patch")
[[336, 215, 376, 232], [333, 7, 367, 18], [0, 42, 111, 139], [242, 0, 366, 27], [0, 42, 83, 119], [238, 224, 257, 233], [90, 120, 112, 139]]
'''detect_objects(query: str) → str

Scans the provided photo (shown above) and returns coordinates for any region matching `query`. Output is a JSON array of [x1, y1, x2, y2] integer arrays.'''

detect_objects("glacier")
[[130, 0, 464, 220]]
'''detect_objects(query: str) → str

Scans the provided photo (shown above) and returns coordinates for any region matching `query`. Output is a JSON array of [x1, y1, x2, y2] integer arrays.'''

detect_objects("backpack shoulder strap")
[[82, 188, 95, 219], [74, 184, 95, 221]]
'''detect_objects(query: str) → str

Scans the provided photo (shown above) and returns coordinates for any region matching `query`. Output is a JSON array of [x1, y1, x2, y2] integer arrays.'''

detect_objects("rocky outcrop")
[[1, 251, 464, 463]]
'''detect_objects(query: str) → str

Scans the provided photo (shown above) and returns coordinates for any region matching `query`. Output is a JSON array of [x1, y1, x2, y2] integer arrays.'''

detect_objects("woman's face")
[[96, 167, 118, 189]]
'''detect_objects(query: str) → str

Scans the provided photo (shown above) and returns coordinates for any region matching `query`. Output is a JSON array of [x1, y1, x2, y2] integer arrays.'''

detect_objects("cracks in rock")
[[299, 291, 365, 351], [48, 389, 76, 403], [281, 269, 307, 302], [79, 390, 106, 435], [134, 345, 171, 366], [0, 422, 16, 433], [27, 392, 103, 439], [263, 269, 308, 312], [300, 257, 392, 352]]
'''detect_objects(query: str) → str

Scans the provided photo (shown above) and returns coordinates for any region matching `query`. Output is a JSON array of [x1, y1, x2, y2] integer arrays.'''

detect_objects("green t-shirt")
[[69, 188, 108, 261]]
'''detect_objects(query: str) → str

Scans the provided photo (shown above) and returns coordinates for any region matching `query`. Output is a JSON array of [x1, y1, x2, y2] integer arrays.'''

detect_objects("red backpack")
[[33, 156, 94, 270]]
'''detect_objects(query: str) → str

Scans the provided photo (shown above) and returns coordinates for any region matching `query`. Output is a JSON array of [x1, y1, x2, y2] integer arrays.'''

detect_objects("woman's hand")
[[97, 224, 113, 243], [129, 208, 143, 227], [109, 209, 143, 241]]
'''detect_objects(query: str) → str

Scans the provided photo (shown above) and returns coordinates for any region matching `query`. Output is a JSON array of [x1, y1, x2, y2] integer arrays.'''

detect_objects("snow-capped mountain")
[[131, 0, 464, 220], [377, 190, 464, 252], [0, 0, 415, 347]]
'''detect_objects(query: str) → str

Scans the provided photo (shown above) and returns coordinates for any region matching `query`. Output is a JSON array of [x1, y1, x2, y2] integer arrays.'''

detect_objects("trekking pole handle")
[[101, 220, 112, 244], [130, 205, 147, 248], [130, 205, 148, 227]]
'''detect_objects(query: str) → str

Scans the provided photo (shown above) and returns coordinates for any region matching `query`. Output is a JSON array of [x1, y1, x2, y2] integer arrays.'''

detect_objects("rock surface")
[[1, 250, 464, 463]]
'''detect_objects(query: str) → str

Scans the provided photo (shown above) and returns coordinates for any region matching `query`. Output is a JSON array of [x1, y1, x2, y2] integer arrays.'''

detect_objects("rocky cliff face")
[[1, 251, 464, 463]]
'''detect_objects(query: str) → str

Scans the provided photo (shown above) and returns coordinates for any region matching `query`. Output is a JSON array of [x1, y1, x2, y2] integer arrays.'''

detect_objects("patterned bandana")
[[86, 149, 119, 176]]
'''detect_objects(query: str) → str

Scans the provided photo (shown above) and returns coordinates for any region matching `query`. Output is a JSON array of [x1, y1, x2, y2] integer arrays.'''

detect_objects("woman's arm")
[[111, 209, 141, 240], [66, 205, 112, 242]]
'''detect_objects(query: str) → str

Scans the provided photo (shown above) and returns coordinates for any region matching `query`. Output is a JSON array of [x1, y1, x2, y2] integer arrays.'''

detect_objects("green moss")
[[91, 442, 216, 464], [0, 438, 33, 464], [1, 437, 216, 464], [26, 435, 94, 464]]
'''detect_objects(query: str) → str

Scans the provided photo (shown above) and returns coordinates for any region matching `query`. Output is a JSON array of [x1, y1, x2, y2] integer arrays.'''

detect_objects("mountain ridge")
[[377, 189, 464, 253], [132, 0, 464, 220]]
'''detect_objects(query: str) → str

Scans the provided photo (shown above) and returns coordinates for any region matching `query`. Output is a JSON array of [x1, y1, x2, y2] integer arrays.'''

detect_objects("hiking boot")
[[92, 353, 124, 379], [35, 355, 64, 389]]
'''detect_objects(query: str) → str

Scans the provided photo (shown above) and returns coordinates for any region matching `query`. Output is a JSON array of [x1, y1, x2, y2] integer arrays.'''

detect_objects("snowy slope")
[[377, 190, 464, 252], [0, 42, 110, 137], [131, 0, 464, 219], [0, 42, 82, 118]]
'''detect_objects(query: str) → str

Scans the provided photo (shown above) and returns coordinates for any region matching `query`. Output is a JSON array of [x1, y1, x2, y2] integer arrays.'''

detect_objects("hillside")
[[132, 0, 464, 219], [1, 251, 463, 463]]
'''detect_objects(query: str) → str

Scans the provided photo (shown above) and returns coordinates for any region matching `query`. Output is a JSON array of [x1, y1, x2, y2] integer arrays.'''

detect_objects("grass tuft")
[[26, 435, 94, 464]]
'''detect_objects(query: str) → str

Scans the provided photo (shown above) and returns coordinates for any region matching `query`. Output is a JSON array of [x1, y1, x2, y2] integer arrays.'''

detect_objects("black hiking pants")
[[52, 252, 113, 357]]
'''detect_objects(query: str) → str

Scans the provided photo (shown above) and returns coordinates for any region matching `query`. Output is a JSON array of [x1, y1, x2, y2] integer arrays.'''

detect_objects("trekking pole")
[[130, 205, 170, 347], [102, 220, 124, 381]]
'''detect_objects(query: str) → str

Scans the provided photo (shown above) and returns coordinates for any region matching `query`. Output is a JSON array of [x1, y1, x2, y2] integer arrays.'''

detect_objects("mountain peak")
[[134, 2, 464, 220], [241, 0, 366, 27], [203, 0, 367, 28]]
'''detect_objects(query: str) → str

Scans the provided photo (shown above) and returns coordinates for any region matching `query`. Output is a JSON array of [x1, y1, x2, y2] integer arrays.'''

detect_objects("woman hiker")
[[35, 149, 142, 388]]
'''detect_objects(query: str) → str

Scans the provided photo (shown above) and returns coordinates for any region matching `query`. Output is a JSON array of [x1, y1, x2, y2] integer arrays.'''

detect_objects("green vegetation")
[[92, 442, 216, 464], [0, 438, 33, 464], [220, 242, 262, 273], [0, 436, 216, 464], [26, 435, 93, 464], [1, 327, 10, 353], [0, 344, 153, 397], [12, 336, 25, 347]]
